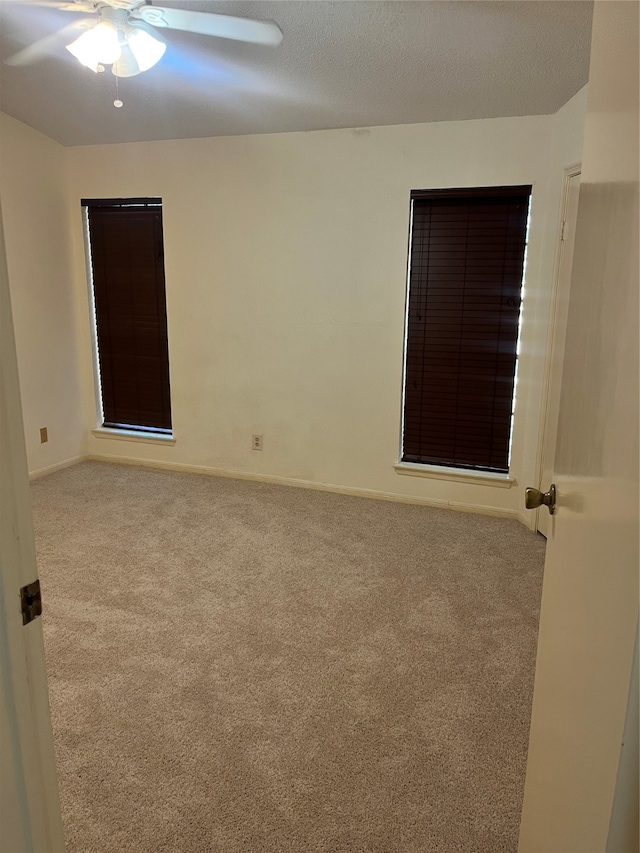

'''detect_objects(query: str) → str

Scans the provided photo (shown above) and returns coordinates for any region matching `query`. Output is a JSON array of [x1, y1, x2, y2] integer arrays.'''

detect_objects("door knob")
[[525, 484, 557, 515]]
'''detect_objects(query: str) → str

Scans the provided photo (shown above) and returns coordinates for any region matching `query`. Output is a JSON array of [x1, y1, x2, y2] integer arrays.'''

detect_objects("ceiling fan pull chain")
[[114, 71, 123, 108]]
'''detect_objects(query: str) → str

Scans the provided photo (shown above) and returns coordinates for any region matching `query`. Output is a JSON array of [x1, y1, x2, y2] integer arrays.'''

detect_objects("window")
[[83, 198, 172, 434], [402, 186, 531, 474]]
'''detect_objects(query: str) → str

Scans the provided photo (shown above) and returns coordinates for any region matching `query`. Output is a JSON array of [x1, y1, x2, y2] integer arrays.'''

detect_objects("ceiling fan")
[[6, 0, 283, 79]]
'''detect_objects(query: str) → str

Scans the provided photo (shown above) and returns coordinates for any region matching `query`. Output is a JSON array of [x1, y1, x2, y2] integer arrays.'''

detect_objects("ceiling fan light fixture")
[[66, 21, 121, 72], [111, 43, 141, 78], [127, 25, 166, 73]]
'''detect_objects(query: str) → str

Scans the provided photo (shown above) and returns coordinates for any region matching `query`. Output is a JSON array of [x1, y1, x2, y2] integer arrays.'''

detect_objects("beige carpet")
[[31, 461, 545, 853]]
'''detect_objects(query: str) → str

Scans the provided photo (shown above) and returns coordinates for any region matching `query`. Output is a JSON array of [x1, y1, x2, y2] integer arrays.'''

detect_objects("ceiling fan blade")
[[133, 6, 283, 47], [5, 17, 92, 65], [0, 0, 59, 7], [0, 1, 90, 10]]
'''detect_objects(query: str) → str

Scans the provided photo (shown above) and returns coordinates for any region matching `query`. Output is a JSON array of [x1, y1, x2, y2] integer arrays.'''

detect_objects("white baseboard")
[[518, 510, 539, 532], [448, 500, 519, 520], [87, 453, 518, 520], [29, 455, 86, 481]]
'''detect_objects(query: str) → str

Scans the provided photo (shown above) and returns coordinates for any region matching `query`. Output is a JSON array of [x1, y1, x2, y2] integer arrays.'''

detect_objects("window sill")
[[393, 462, 514, 488], [92, 428, 176, 446]]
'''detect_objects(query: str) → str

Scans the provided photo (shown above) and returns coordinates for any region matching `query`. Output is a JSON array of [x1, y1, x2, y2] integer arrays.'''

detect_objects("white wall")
[[0, 114, 85, 476], [65, 105, 586, 518]]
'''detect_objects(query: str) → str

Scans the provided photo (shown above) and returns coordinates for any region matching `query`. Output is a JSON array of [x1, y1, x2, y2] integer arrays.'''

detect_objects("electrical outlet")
[[252, 434, 263, 451], [39, 427, 48, 444]]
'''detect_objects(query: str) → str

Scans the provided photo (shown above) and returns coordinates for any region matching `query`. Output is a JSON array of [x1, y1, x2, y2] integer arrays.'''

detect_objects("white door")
[[0, 204, 65, 852], [536, 168, 580, 538], [518, 2, 639, 852]]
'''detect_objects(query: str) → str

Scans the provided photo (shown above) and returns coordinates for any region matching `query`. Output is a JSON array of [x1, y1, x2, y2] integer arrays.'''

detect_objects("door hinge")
[[560, 220, 566, 241], [20, 579, 42, 626]]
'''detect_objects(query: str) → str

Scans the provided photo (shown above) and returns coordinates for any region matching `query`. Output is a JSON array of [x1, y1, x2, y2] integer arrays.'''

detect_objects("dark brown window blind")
[[84, 198, 172, 432], [402, 186, 531, 473]]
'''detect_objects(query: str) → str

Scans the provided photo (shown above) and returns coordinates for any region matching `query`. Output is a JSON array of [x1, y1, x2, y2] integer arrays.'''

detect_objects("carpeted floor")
[[31, 461, 545, 853]]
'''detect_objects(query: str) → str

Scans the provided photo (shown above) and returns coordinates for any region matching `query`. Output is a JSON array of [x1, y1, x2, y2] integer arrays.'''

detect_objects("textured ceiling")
[[0, 1, 593, 147]]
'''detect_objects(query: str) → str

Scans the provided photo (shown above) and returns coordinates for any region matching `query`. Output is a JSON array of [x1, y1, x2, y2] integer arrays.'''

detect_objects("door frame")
[[533, 163, 581, 533]]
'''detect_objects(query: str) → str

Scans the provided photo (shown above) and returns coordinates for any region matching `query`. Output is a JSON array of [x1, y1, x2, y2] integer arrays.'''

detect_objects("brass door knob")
[[525, 484, 557, 515]]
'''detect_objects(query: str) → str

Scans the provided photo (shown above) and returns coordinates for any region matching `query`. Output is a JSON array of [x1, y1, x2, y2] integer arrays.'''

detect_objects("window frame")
[[82, 197, 175, 443], [397, 185, 532, 482]]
